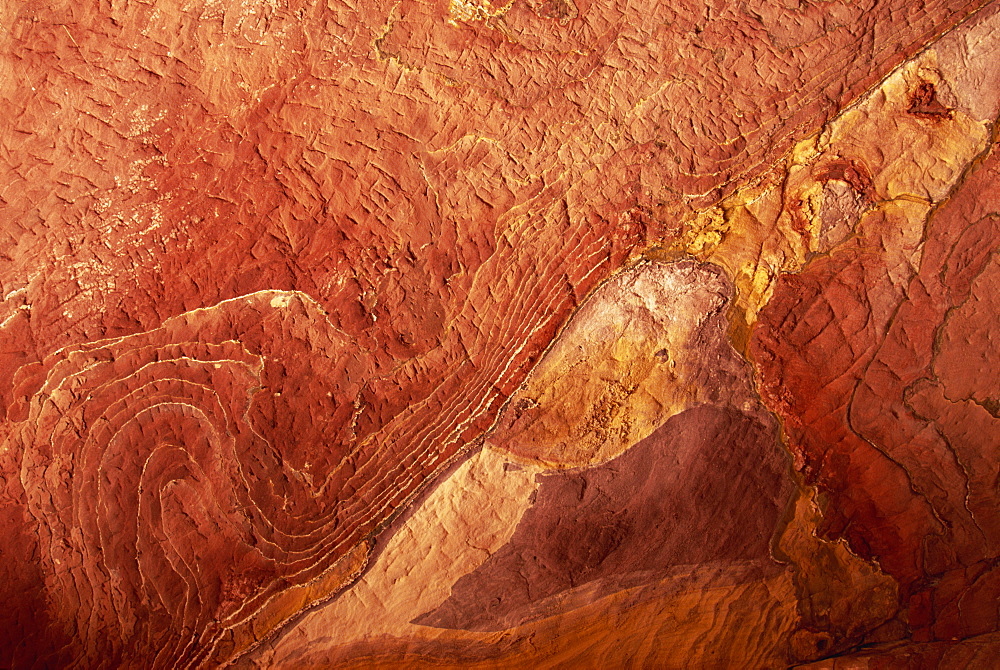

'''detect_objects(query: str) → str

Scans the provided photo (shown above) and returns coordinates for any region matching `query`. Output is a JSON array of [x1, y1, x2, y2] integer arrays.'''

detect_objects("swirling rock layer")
[[2, 0, 1000, 668], [7, 292, 378, 666]]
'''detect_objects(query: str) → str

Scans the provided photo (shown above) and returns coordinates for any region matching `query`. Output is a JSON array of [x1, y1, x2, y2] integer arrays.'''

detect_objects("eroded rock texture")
[[2, 0, 1000, 667]]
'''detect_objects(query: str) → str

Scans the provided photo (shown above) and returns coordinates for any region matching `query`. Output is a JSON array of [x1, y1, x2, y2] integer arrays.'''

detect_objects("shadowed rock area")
[[418, 404, 793, 632], [2, 0, 1000, 667]]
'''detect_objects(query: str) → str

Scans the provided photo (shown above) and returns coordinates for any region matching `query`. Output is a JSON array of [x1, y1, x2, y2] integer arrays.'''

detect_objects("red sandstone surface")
[[1, 0, 1000, 668], [753, 130, 1000, 647]]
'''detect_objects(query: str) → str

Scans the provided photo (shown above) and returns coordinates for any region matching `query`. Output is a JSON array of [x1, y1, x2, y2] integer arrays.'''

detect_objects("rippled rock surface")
[[2, 0, 999, 667]]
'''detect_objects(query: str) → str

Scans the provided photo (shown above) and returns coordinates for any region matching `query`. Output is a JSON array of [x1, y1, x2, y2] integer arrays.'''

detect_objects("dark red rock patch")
[[417, 404, 792, 632]]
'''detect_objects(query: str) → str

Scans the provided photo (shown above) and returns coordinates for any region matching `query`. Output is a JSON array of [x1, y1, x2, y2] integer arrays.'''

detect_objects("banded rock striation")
[[1, 0, 1000, 668]]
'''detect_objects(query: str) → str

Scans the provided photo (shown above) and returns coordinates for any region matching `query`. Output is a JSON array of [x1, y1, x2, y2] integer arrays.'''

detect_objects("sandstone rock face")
[[754, 134, 1000, 645], [2, 0, 999, 668]]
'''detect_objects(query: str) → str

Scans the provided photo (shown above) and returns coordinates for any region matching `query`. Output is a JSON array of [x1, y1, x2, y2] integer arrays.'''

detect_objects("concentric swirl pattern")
[[8, 291, 374, 667]]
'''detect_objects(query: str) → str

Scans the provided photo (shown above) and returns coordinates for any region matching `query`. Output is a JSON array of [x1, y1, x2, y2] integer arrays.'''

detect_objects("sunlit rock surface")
[[1, 0, 999, 667]]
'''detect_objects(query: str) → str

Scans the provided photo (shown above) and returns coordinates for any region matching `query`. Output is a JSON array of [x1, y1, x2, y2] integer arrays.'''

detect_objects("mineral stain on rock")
[[909, 81, 955, 120], [1, 0, 1000, 667]]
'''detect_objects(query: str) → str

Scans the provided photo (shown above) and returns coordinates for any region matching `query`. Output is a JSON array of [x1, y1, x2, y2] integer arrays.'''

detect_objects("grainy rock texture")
[[1, 0, 999, 668]]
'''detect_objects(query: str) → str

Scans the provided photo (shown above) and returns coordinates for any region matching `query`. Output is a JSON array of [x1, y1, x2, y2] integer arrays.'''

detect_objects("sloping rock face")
[[1, 0, 1000, 668], [754, 128, 1000, 645]]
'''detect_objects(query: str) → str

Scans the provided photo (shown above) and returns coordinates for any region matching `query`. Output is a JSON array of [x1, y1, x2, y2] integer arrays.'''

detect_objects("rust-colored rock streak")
[[1, 0, 999, 667]]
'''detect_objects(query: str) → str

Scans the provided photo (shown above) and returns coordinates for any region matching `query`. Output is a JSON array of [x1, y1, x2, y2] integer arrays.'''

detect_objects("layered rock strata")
[[1, 0, 999, 668]]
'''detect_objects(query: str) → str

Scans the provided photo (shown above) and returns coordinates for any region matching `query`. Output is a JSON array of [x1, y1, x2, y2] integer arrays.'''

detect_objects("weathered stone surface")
[[795, 631, 1000, 670], [2, 0, 1000, 667], [750, 3, 1000, 659], [753, 141, 1000, 645], [484, 260, 766, 467], [252, 258, 804, 668], [418, 404, 792, 633]]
